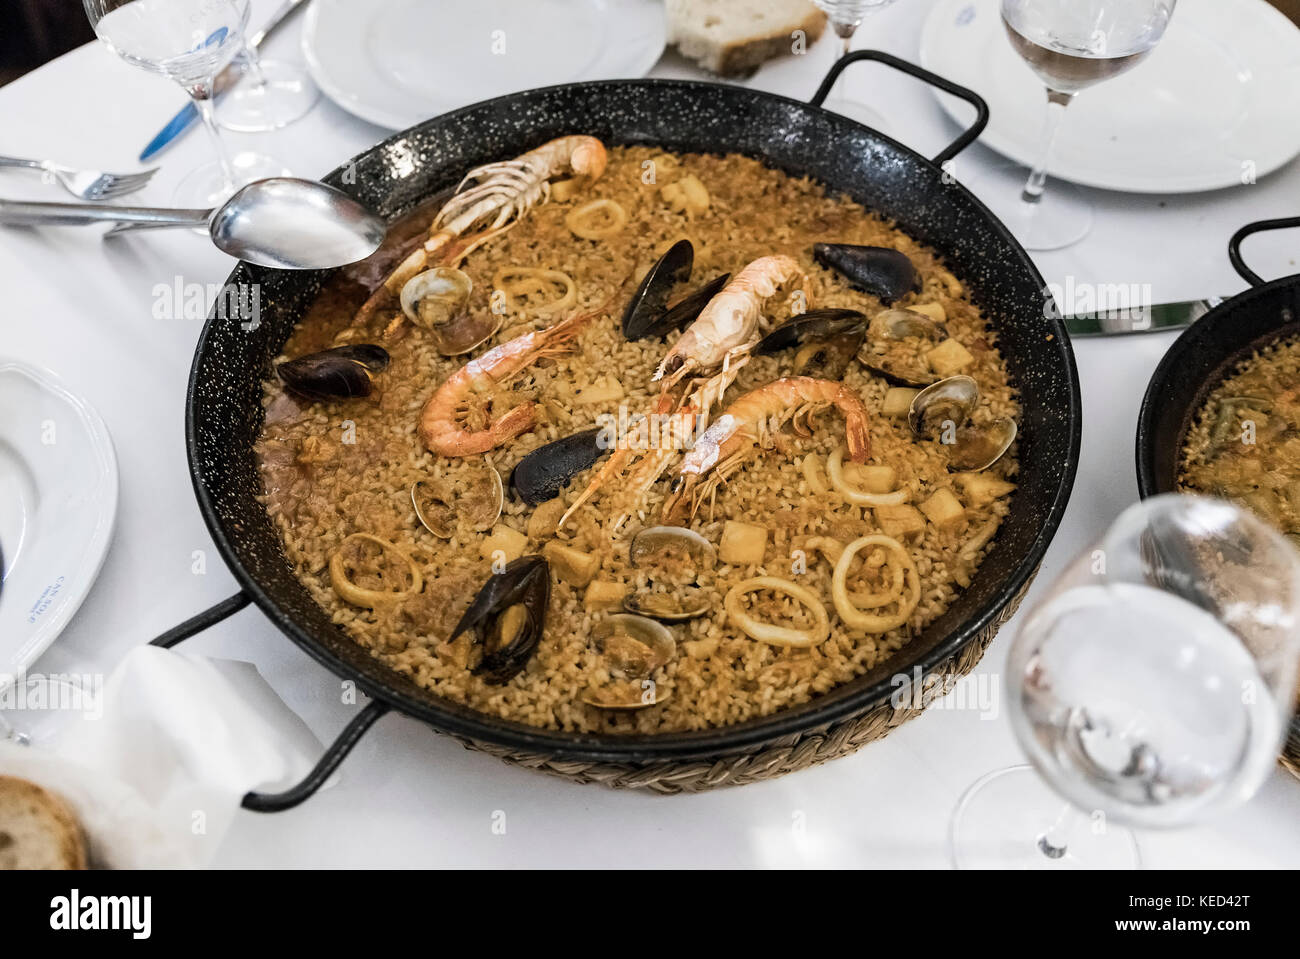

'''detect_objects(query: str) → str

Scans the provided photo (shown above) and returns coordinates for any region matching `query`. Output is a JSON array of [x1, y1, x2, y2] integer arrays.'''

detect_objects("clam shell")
[[908, 375, 980, 437]]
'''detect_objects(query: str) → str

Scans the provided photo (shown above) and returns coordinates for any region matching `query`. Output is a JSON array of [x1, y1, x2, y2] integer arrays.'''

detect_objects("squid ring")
[[565, 198, 627, 240], [493, 267, 577, 316], [832, 535, 919, 634], [725, 576, 830, 648], [329, 533, 423, 608], [827, 446, 911, 507]]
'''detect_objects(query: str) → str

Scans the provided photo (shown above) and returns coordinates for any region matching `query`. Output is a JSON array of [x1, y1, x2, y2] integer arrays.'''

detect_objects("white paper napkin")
[[0, 645, 322, 867]]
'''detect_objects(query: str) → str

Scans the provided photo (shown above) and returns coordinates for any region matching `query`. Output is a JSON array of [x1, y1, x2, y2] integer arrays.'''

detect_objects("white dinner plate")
[[302, 0, 667, 130], [920, 0, 1300, 193], [0, 361, 117, 682]]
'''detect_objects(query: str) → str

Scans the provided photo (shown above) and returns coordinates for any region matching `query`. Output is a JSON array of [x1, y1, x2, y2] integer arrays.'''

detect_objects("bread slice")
[[0, 776, 87, 870], [667, 0, 828, 77]]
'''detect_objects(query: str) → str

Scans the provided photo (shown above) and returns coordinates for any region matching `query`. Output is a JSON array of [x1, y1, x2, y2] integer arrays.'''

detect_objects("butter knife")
[[138, 0, 309, 162], [1063, 297, 1226, 337]]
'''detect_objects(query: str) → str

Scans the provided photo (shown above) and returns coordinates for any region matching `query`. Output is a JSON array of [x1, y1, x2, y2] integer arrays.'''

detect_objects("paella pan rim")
[[186, 76, 1081, 765]]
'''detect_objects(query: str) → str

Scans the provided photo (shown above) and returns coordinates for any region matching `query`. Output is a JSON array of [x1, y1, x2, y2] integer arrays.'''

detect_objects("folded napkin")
[[0, 646, 322, 867]]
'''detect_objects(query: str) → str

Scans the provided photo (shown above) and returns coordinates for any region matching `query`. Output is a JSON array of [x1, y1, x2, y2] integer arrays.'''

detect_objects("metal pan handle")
[[809, 50, 990, 166], [149, 592, 389, 813], [1229, 216, 1300, 287]]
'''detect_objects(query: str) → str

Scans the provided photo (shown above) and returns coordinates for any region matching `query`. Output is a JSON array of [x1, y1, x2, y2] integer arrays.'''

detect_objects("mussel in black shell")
[[509, 428, 609, 505], [276, 344, 390, 400], [754, 308, 868, 379], [622, 240, 731, 340], [450, 556, 551, 684], [813, 244, 921, 305]]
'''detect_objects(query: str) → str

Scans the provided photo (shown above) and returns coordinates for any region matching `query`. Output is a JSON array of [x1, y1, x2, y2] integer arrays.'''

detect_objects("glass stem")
[[242, 45, 268, 87], [1021, 88, 1074, 205], [832, 19, 857, 58], [1035, 802, 1079, 860], [188, 81, 236, 190]]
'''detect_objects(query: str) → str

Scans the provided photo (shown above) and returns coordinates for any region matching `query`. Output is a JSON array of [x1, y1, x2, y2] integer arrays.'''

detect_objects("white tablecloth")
[[2, 0, 1298, 867]]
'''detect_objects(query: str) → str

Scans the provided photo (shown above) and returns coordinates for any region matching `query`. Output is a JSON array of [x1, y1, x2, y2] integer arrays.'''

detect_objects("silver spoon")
[[0, 177, 386, 269]]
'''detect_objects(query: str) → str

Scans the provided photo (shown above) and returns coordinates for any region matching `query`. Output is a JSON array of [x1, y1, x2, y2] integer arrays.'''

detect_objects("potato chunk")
[[550, 178, 581, 203], [526, 498, 567, 540], [846, 464, 897, 494], [882, 387, 919, 418], [719, 520, 768, 566], [480, 525, 529, 563], [584, 580, 627, 611], [874, 504, 926, 540], [919, 488, 967, 530], [953, 472, 1016, 508], [542, 540, 601, 587], [926, 338, 974, 377], [908, 302, 946, 323], [683, 637, 719, 659]]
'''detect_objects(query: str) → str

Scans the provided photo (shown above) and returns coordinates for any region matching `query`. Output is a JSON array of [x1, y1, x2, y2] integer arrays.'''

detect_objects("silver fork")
[[0, 154, 158, 201]]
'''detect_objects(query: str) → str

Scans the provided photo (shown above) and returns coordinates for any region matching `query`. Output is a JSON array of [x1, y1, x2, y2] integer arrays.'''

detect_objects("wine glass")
[[951, 495, 1300, 869], [215, 23, 319, 133], [85, 0, 291, 208], [0, 674, 101, 749], [979, 0, 1177, 251], [811, 0, 903, 131]]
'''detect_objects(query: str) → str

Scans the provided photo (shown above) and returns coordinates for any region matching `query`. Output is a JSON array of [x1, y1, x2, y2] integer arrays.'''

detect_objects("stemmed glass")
[[951, 495, 1300, 868], [811, 0, 903, 131], [85, 0, 290, 208], [981, 0, 1178, 250], [0, 675, 101, 750], [215, 8, 319, 134]]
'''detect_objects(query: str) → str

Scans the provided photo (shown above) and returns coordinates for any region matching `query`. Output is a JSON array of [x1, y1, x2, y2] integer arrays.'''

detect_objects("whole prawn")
[[558, 392, 701, 534], [653, 254, 809, 389], [558, 255, 811, 531], [356, 135, 608, 330], [661, 376, 871, 524], [419, 305, 602, 457]]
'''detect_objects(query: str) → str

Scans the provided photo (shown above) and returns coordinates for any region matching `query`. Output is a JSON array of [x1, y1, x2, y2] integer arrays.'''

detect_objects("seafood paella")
[[1180, 336, 1300, 545], [255, 136, 1021, 733]]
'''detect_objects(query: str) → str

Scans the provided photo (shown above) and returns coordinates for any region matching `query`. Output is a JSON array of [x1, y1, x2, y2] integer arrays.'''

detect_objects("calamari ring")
[[329, 533, 423, 608], [565, 198, 627, 240], [493, 267, 577, 316], [827, 446, 911, 507], [803, 535, 902, 608], [725, 576, 830, 648], [832, 535, 919, 634]]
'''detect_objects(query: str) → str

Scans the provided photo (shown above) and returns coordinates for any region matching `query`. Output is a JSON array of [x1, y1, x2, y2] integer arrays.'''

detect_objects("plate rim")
[[0, 359, 118, 681], [302, 0, 668, 130], [919, 0, 1300, 193]]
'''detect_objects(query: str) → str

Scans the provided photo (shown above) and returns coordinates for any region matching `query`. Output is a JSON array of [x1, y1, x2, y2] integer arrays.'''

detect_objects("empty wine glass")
[[215, 10, 319, 134], [951, 494, 1300, 869], [86, 0, 291, 208], [979, 0, 1177, 250], [811, 0, 904, 130], [0, 674, 101, 750]]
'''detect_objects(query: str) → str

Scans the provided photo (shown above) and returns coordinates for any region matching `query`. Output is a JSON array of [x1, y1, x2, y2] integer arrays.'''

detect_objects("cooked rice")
[[254, 147, 1020, 733], [1180, 334, 1300, 539]]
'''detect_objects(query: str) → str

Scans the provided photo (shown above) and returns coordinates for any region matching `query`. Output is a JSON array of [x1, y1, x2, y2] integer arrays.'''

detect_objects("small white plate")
[[303, 0, 667, 130], [920, 0, 1300, 193], [0, 361, 117, 681]]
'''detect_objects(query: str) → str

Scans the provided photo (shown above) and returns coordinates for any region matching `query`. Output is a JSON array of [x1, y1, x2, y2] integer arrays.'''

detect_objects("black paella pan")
[[1135, 215, 1300, 780], [1137, 216, 1300, 497], [157, 53, 1081, 809]]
